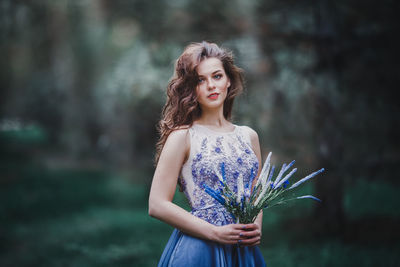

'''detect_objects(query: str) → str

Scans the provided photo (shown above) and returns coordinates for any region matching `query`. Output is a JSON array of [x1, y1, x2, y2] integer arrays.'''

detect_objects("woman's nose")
[[207, 79, 215, 90]]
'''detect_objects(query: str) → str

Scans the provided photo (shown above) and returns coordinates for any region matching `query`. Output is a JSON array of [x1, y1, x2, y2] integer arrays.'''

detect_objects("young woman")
[[149, 41, 266, 266]]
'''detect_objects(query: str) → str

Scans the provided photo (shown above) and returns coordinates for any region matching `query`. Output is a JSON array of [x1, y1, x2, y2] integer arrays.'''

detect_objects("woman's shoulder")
[[237, 124, 261, 158], [162, 126, 191, 159], [167, 125, 191, 140], [237, 124, 259, 141]]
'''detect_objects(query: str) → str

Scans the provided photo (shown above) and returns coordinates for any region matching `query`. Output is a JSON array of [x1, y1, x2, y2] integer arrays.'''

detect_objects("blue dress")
[[158, 124, 266, 267]]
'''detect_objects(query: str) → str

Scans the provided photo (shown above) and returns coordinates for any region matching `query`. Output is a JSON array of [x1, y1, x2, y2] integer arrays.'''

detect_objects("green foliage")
[[0, 166, 168, 266], [0, 124, 48, 146], [344, 178, 400, 219]]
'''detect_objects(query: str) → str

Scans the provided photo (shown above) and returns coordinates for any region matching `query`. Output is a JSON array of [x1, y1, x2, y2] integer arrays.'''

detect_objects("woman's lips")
[[208, 93, 219, 100]]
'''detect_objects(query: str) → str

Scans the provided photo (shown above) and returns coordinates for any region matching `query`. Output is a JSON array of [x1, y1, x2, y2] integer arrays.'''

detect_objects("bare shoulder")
[[162, 126, 191, 162], [166, 126, 190, 144], [240, 125, 259, 142]]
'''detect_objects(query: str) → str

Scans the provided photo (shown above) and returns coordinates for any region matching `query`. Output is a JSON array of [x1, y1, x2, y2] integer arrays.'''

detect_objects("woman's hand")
[[211, 224, 247, 245], [211, 223, 262, 246], [237, 223, 262, 247]]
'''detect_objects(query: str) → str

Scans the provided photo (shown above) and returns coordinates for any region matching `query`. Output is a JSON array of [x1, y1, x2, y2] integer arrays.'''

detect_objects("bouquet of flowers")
[[203, 152, 325, 224]]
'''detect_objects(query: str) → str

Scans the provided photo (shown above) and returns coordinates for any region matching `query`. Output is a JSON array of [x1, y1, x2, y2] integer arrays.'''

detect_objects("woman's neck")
[[196, 108, 230, 127]]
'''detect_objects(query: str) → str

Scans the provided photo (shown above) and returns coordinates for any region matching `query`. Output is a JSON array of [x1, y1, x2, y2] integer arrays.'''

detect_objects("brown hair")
[[155, 41, 244, 163]]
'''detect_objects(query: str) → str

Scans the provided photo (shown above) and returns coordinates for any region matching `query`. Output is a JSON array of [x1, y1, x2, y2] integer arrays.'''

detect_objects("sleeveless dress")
[[158, 124, 266, 267]]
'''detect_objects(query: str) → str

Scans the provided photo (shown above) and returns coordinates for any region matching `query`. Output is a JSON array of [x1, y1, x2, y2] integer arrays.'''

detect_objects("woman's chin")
[[201, 104, 224, 112]]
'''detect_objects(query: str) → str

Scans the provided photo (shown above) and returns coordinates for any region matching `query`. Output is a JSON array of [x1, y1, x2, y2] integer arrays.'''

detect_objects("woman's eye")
[[214, 74, 222, 79], [198, 78, 204, 83]]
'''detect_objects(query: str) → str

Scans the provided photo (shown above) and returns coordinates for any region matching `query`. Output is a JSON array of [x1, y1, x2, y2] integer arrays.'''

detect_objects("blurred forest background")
[[1, 0, 399, 266]]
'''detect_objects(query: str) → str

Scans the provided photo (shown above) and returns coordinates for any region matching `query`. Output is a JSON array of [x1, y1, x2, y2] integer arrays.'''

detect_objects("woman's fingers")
[[239, 229, 260, 238], [216, 224, 247, 244], [242, 223, 259, 230], [236, 223, 262, 246], [232, 224, 248, 230], [228, 228, 242, 235], [238, 236, 261, 246]]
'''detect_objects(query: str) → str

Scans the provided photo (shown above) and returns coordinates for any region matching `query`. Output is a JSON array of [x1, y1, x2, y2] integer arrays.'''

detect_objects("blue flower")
[[283, 180, 290, 188], [296, 195, 321, 202], [203, 184, 225, 205], [289, 168, 325, 190], [202, 150, 325, 224], [215, 147, 221, 153], [267, 165, 275, 182]]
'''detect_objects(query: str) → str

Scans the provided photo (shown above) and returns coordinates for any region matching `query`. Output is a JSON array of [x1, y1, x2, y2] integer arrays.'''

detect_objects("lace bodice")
[[179, 124, 259, 226]]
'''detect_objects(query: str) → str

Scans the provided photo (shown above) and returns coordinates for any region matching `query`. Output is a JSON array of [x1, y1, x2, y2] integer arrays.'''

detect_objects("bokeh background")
[[1, 0, 399, 266]]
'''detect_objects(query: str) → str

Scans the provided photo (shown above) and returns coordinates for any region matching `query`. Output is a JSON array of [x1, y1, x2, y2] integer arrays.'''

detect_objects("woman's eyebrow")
[[198, 69, 223, 76], [212, 70, 223, 74]]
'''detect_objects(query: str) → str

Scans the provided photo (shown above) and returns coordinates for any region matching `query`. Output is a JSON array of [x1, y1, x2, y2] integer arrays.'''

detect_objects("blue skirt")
[[158, 229, 266, 267]]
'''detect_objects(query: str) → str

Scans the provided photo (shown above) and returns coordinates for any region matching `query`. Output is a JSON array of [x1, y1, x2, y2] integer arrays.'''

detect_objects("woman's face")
[[195, 57, 231, 111]]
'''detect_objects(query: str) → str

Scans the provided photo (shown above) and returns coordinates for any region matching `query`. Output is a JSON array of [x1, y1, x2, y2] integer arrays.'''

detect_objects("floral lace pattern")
[[179, 124, 259, 226]]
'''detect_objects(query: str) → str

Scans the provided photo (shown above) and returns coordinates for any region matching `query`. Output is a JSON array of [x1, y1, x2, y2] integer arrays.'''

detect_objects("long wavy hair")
[[155, 41, 244, 164]]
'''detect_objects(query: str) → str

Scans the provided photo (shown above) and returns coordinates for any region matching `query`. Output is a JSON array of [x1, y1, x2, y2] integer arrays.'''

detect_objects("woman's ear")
[[227, 79, 231, 89]]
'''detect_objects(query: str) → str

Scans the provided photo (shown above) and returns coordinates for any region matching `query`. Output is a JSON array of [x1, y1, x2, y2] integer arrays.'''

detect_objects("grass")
[[1, 164, 399, 266]]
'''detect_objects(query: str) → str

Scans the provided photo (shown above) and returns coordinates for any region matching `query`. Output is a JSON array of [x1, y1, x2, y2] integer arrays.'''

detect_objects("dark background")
[[1, 0, 399, 266]]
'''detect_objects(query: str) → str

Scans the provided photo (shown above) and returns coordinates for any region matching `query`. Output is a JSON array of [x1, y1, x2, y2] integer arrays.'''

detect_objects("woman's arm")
[[148, 129, 248, 244]]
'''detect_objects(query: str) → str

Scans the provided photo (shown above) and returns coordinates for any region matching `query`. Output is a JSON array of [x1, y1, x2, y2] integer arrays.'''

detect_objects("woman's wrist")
[[208, 224, 218, 242]]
